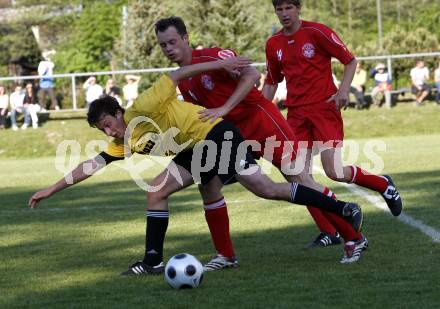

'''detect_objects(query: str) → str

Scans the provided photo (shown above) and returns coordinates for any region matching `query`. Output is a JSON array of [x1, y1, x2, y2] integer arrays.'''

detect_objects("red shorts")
[[286, 101, 344, 149], [229, 102, 298, 168]]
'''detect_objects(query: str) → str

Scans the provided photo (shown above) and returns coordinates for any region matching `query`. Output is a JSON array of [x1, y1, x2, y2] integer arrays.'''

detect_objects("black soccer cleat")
[[342, 203, 363, 232], [306, 232, 342, 248], [382, 175, 402, 216], [120, 261, 165, 277]]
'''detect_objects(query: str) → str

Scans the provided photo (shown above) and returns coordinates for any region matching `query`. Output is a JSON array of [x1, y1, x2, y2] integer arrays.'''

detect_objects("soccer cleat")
[[342, 203, 363, 232], [120, 261, 164, 276], [306, 232, 342, 248], [340, 235, 368, 264], [203, 254, 239, 272], [382, 175, 402, 216]]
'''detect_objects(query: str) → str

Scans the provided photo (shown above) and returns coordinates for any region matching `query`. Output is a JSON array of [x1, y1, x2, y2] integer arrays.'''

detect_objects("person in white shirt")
[[83, 76, 103, 109], [0, 85, 8, 129], [10, 85, 30, 130], [410, 60, 430, 106], [122, 75, 141, 107], [38, 50, 59, 110]]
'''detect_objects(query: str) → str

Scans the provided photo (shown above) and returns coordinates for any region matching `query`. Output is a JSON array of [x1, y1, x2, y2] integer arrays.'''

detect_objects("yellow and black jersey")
[[105, 74, 221, 159]]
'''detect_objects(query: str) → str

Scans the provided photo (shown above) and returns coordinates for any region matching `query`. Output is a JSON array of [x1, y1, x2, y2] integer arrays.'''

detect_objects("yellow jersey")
[[105, 74, 221, 158]]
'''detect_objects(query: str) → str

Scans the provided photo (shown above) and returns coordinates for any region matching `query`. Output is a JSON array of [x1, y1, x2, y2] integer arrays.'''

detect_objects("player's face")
[[156, 26, 190, 64], [275, 2, 301, 30], [95, 111, 127, 139]]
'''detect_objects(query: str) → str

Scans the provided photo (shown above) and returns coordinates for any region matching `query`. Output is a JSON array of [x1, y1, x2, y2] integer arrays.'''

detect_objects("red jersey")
[[265, 20, 354, 107], [178, 47, 273, 124]]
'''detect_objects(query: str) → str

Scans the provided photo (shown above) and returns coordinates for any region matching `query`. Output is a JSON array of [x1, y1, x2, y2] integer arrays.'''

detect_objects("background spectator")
[[23, 83, 40, 129], [38, 50, 59, 110], [104, 78, 123, 105], [410, 60, 430, 106], [83, 76, 103, 109], [350, 62, 368, 109], [0, 86, 8, 129], [433, 61, 440, 105], [10, 85, 29, 130], [123, 75, 140, 107], [371, 63, 392, 108]]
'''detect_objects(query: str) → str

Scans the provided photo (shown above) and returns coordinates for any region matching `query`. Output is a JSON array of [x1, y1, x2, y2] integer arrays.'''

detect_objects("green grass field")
[[1, 104, 439, 308]]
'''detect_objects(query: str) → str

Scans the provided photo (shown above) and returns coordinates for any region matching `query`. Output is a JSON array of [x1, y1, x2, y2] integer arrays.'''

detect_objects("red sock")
[[307, 206, 337, 235], [322, 187, 362, 241], [204, 197, 235, 258], [350, 166, 388, 193]]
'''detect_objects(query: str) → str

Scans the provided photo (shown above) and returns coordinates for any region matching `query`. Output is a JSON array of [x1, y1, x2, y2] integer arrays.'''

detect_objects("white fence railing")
[[0, 51, 439, 111]]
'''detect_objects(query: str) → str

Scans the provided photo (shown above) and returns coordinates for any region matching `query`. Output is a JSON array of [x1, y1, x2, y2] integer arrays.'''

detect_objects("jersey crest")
[[277, 49, 283, 61], [217, 49, 235, 59], [201, 74, 215, 90], [302, 43, 315, 58]]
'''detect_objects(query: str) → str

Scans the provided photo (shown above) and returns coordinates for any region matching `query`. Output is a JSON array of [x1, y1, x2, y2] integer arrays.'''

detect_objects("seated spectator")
[[104, 78, 123, 105], [23, 83, 40, 129], [410, 60, 430, 106], [83, 76, 103, 109], [123, 75, 141, 107], [10, 85, 29, 130], [350, 62, 368, 109], [434, 61, 440, 105], [0, 85, 8, 130], [371, 63, 392, 108]]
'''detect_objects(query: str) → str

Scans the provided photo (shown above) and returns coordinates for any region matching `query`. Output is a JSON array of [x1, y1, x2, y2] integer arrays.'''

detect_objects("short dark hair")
[[154, 16, 188, 37], [272, 0, 301, 7], [87, 96, 124, 127]]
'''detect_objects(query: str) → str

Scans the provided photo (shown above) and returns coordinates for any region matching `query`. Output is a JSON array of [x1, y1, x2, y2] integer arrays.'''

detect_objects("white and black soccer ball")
[[165, 253, 204, 289]]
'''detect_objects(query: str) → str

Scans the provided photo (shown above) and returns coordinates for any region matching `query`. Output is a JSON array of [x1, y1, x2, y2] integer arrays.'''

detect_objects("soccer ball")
[[164, 253, 204, 289]]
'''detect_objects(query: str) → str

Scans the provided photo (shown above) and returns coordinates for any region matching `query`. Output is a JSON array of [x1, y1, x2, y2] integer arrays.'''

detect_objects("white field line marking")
[[314, 166, 440, 243]]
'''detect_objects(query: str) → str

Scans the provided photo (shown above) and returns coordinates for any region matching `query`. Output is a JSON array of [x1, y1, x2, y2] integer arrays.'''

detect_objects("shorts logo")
[[218, 49, 235, 59], [201, 74, 215, 90], [302, 43, 315, 58], [277, 49, 283, 61], [331, 33, 345, 47]]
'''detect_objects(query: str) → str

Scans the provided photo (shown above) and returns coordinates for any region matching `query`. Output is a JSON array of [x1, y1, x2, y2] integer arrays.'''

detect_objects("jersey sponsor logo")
[[331, 33, 345, 48], [287, 40, 295, 45], [201, 74, 215, 90], [217, 49, 235, 59], [277, 49, 283, 61], [302, 43, 315, 58]]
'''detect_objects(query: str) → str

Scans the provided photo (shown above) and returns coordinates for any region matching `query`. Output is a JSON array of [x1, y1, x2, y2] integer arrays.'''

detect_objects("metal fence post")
[[71, 75, 77, 110], [387, 57, 393, 81]]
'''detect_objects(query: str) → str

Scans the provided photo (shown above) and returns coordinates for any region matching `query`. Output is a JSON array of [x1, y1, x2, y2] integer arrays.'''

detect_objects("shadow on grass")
[[1, 208, 439, 308]]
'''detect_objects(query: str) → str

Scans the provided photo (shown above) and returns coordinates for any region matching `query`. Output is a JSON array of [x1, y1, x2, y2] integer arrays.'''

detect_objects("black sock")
[[291, 183, 346, 216], [143, 210, 169, 266]]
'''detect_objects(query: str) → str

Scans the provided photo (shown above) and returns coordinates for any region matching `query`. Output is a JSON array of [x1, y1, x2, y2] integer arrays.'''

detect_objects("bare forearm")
[[339, 59, 357, 93], [223, 67, 260, 112], [262, 83, 277, 101], [169, 61, 223, 85]]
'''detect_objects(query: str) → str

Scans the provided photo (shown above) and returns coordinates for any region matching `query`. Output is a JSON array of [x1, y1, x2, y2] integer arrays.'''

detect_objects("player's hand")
[[198, 107, 228, 123], [328, 90, 349, 110], [220, 56, 252, 75], [28, 188, 53, 209]]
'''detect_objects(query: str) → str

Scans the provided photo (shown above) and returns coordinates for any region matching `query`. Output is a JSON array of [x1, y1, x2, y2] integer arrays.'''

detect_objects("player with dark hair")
[[155, 16, 369, 266], [263, 0, 402, 262], [29, 56, 363, 276]]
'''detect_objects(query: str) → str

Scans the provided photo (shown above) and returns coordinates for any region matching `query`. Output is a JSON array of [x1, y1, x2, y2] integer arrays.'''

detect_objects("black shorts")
[[411, 84, 430, 94], [172, 120, 257, 185]]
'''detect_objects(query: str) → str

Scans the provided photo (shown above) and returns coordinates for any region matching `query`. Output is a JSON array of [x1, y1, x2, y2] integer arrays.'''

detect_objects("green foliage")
[[53, 1, 126, 74]]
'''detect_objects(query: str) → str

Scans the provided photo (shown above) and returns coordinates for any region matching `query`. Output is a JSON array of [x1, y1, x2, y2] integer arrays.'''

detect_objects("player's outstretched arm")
[[169, 56, 252, 85], [198, 65, 261, 123], [28, 157, 107, 209]]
